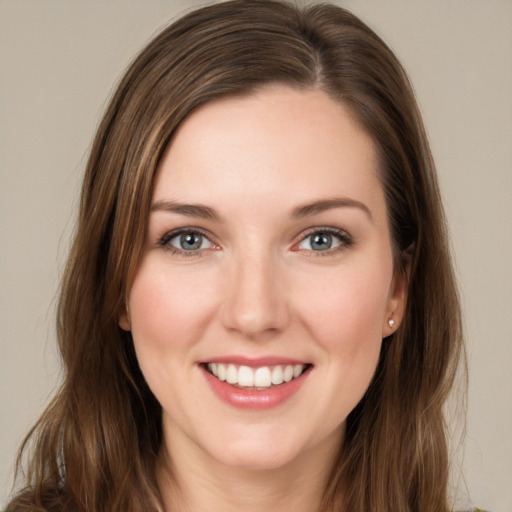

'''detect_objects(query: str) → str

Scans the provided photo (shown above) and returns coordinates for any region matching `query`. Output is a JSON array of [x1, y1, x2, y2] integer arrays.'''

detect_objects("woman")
[[7, 1, 468, 511]]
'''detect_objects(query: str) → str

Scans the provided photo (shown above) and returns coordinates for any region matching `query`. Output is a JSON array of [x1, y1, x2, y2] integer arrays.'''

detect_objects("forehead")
[[154, 86, 384, 217]]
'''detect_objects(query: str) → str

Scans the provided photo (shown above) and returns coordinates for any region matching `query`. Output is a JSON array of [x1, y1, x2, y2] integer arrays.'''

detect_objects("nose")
[[221, 249, 290, 338]]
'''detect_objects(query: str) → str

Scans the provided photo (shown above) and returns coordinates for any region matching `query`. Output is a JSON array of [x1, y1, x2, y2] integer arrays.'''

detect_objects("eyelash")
[[159, 227, 216, 257], [293, 227, 353, 257], [158, 227, 353, 257]]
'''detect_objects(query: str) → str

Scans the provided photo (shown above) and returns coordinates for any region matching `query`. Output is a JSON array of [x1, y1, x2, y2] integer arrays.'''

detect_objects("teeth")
[[271, 366, 284, 385], [254, 366, 272, 387], [283, 365, 294, 382], [226, 364, 238, 384], [206, 363, 307, 388], [217, 363, 226, 381], [238, 366, 254, 387]]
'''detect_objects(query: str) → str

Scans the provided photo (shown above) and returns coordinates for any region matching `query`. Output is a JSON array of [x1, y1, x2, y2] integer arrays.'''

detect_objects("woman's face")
[[120, 86, 406, 471]]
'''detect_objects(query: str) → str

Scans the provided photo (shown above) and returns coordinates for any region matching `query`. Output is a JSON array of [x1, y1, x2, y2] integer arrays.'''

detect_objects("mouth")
[[202, 362, 312, 390]]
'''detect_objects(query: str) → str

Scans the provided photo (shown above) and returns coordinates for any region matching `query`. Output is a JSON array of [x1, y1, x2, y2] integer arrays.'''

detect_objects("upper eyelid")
[[296, 226, 352, 241], [292, 226, 353, 251], [160, 226, 212, 239], [159, 227, 217, 247], [299, 226, 349, 235]]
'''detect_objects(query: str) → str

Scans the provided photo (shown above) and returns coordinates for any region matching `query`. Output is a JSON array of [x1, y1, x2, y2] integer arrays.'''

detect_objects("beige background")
[[1, 0, 511, 510]]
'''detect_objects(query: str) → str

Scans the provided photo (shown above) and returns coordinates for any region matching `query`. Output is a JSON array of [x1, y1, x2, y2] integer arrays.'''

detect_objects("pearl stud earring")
[[388, 319, 395, 328]]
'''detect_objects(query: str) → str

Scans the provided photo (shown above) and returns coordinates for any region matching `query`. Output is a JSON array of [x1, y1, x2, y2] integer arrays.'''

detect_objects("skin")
[[120, 86, 407, 512]]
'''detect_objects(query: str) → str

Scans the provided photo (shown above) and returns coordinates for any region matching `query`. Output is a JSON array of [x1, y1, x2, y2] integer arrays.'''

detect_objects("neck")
[[157, 429, 343, 512]]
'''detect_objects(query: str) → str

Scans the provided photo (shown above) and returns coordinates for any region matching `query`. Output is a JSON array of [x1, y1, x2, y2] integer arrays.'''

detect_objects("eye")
[[295, 228, 352, 254], [160, 229, 217, 255]]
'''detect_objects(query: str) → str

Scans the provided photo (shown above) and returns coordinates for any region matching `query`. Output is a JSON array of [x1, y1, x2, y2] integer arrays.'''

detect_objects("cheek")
[[127, 260, 218, 370], [297, 265, 391, 349], [294, 255, 392, 400], [292, 263, 391, 431]]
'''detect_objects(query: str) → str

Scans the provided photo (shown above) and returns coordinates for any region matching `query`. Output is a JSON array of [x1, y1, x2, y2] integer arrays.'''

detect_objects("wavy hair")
[[8, 1, 464, 511]]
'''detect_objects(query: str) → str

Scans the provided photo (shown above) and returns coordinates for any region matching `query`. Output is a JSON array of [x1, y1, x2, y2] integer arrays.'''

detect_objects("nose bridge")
[[222, 243, 289, 337]]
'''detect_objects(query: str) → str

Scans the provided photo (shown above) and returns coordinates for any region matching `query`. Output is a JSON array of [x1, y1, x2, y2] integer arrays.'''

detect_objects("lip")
[[202, 355, 310, 367], [200, 361, 312, 410]]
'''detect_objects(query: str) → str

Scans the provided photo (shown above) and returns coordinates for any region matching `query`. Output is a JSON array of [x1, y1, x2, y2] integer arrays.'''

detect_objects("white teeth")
[[283, 365, 294, 382], [238, 366, 254, 387], [271, 366, 284, 385], [217, 363, 226, 381], [226, 364, 238, 384], [254, 366, 272, 387], [207, 363, 307, 388]]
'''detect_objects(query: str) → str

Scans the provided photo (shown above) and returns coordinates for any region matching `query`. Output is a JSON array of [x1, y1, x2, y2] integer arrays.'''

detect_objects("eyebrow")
[[291, 197, 373, 222], [150, 200, 222, 222], [150, 196, 373, 223]]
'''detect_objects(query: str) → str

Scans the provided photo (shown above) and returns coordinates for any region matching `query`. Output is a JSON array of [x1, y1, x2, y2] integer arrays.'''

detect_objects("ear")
[[119, 305, 131, 331], [383, 246, 413, 338]]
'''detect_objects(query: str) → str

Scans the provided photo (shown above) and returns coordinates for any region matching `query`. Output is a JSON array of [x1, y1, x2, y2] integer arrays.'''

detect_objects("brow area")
[[291, 197, 373, 222], [150, 200, 222, 222]]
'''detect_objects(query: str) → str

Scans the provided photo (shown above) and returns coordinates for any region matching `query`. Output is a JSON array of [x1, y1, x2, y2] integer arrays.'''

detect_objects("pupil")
[[181, 233, 202, 250], [311, 233, 332, 251]]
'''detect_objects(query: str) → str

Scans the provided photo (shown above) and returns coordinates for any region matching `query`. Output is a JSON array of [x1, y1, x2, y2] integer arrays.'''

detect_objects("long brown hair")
[[8, 1, 464, 511]]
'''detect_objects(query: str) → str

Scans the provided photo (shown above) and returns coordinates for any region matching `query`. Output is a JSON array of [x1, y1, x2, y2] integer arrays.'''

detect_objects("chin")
[[197, 426, 303, 471], [212, 446, 301, 472]]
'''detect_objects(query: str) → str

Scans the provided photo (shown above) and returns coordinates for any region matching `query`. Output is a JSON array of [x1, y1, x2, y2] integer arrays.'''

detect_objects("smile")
[[201, 359, 312, 410], [205, 363, 309, 389]]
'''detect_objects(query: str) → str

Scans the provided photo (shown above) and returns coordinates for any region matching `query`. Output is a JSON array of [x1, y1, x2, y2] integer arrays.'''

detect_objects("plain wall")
[[1, 1, 511, 510]]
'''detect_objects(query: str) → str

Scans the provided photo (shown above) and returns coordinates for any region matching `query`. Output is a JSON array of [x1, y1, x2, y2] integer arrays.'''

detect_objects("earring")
[[388, 319, 395, 328]]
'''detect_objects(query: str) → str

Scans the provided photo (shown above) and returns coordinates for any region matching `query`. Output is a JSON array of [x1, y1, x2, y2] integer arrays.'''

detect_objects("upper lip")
[[200, 355, 311, 368]]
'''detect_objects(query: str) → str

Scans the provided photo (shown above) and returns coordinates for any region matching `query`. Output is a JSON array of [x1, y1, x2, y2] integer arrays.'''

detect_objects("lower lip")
[[201, 366, 310, 410]]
